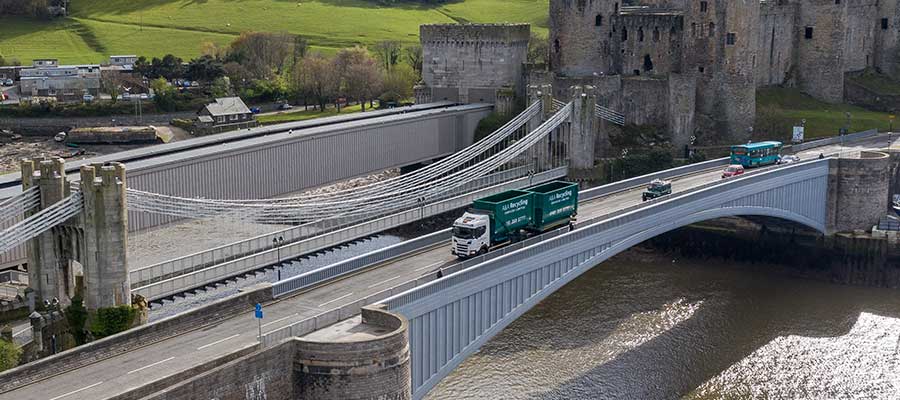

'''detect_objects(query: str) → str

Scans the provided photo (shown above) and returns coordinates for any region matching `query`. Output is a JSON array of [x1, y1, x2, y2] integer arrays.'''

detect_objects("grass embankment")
[[0, 0, 549, 64], [256, 103, 365, 125], [756, 87, 893, 141]]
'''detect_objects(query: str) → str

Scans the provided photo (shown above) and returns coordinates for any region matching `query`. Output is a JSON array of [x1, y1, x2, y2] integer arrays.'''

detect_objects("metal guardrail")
[[580, 157, 731, 201], [272, 229, 449, 298], [788, 129, 878, 153], [133, 167, 568, 300], [130, 164, 536, 287]]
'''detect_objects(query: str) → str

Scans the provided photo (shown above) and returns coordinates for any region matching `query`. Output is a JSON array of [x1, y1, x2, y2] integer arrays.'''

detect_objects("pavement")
[[0, 134, 892, 400]]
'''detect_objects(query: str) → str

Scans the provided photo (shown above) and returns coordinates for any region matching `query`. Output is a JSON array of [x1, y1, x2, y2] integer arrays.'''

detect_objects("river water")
[[427, 249, 900, 400]]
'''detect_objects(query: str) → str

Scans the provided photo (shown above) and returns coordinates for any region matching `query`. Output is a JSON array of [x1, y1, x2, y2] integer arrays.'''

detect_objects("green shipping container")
[[528, 181, 579, 230], [473, 189, 534, 242]]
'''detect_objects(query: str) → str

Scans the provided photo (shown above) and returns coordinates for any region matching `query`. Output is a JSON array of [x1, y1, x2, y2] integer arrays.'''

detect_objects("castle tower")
[[420, 24, 530, 104], [550, 0, 618, 77], [796, 0, 847, 103], [682, 0, 758, 142]]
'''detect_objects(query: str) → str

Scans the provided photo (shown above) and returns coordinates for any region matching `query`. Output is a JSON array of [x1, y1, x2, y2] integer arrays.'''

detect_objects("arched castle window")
[[596, 15, 603, 27], [614, 3, 619, 14], [653, 27, 660, 42]]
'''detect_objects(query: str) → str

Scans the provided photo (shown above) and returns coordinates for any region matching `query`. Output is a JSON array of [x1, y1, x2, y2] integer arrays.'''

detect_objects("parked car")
[[778, 155, 801, 165], [250, 107, 261, 114], [2, 79, 12, 86], [721, 164, 745, 179], [277, 103, 293, 110], [82, 94, 94, 103]]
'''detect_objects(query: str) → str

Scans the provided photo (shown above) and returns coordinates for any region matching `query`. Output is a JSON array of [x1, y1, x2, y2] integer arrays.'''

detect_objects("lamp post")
[[273, 236, 284, 281], [889, 114, 895, 149]]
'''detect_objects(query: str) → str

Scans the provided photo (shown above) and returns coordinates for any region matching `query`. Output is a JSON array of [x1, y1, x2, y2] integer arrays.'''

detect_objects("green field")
[[756, 87, 893, 141], [0, 0, 549, 64]]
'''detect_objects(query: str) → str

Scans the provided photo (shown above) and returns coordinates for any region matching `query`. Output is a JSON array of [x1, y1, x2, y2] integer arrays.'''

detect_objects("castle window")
[[691, 23, 697, 37], [622, 27, 628, 42], [634, 69, 641, 76], [643, 55, 654, 71], [835, 0, 840, 4], [554, 39, 560, 53], [614, 3, 619, 13], [700, 1, 708, 12], [698, 66, 705, 73], [653, 27, 661, 42], [709, 22, 715, 36], [882, 18, 889, 30], [726, 32, 736, 45], [596, 15, 603, 27], [804, 26, 814, 39], [639, 27, 645, 42]]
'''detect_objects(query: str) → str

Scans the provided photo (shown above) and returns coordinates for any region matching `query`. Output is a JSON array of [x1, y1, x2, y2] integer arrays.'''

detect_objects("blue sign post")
[[255, 303, 263, 340]]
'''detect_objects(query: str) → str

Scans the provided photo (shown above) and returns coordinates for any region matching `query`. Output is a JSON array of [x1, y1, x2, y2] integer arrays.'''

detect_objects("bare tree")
[[228, 32, 295, 77], [295, 53, 338, 112], [101, 72, 124, 103], [334, 47, 383, 112], [373, 40, 402, 72]]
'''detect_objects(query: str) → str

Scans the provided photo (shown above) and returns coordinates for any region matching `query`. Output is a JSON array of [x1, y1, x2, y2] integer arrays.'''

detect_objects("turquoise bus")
[[730, 141, 783, 167]]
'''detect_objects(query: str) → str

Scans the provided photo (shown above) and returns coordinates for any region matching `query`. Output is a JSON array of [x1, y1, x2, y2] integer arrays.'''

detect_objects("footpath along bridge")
[[0, 128, 891, 400]]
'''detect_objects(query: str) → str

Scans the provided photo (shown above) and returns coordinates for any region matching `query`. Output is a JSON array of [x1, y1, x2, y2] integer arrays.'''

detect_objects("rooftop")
[[204, 97, 251, 117]]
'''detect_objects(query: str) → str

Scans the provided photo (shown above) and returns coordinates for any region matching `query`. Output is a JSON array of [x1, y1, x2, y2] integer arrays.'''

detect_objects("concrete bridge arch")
[[380, 158, 878, 399]]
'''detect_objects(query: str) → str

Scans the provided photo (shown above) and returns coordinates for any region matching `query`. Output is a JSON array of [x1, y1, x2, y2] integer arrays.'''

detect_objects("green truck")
[[642, 179, 672, 202], [452, 181, 579, 258]]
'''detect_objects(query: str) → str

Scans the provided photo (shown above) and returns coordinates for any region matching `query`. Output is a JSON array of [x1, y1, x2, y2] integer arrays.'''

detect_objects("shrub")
[[64, 296, 88, 345], [0, 339, 20, 373], [90, 305, 138, 339]]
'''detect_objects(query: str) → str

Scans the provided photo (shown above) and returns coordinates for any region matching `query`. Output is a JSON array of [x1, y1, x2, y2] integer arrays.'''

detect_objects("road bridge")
[[0, 132, 889, 400]]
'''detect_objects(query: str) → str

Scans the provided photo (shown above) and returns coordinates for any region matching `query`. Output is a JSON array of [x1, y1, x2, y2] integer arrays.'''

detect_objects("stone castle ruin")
[[416, 0, 900, 156]]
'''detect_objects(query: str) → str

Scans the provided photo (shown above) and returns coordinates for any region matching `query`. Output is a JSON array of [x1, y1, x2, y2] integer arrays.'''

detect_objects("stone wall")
[[797, 0, 847, 103], [757, 1, 798, 87], [620, 76, 669, 127], [421, 24, 530, 103], [294, 306, 411, 400], [617, 13, 684, 76], [0, 112, 195, 135], [844, 0, 879, 73], [0, 283, 272, 393], [827, 152, 892, 234], [133, 342, 293, 400], [550, 0, 616, 77]]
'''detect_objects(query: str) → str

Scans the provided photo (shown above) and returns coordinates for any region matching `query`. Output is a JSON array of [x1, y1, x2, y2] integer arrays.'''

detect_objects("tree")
[[228, 32, 295, 77], [380, 63, 418, 104], [187, 55, 226, 83], [101, 73, 124, 103], [150, 77, 178, 111], [373, 40, 402, 72], [292, 35, 309, 65], [135, 55, 185, 80], [527, 33, 549, 66], [404, 44, 423, 79], [0, 339, 20, 372], [295, 53, 338, 111], [335, 47, 382, 112], [210, 76, 233, 98]]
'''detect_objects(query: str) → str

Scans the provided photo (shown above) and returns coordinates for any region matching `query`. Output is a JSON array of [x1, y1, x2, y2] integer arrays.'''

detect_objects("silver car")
[[778, 155, 800, 164]]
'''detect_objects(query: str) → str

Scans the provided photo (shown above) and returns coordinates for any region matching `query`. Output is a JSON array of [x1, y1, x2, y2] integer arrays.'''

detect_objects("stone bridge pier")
[[21, 158, 130, 310]]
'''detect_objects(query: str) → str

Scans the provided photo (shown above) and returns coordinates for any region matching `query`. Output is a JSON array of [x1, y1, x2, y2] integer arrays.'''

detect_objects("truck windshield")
[[453, 226, 485, 239], [453, 226, 476, 239]]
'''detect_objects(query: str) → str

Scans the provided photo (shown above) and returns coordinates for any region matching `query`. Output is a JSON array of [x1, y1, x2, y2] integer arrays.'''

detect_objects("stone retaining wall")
[[0, 283, 272, 394]]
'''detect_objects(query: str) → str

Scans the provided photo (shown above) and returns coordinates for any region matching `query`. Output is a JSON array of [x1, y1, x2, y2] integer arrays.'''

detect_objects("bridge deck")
[[0, 135, 889, 400]]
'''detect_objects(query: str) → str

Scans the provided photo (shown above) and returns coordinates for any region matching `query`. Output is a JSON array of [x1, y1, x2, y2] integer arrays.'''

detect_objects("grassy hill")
[[0, 0, 549, 64]]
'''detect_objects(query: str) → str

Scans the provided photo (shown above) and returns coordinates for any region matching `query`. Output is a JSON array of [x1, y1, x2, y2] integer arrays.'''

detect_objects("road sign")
[[254, 303, 263, 319]]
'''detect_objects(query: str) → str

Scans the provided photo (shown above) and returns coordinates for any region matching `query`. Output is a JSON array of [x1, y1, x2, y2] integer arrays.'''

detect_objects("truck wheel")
[[479, 246, 488, 255]]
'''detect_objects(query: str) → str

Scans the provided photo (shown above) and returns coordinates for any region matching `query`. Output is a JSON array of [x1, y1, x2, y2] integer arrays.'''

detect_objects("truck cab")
[[451, 212, 491, 257], [642, 179, 672, 202]]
